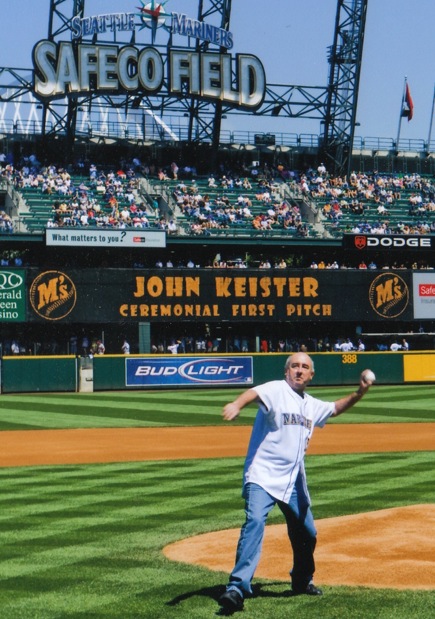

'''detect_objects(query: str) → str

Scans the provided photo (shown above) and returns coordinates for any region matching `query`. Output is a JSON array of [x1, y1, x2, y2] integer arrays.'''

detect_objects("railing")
[[2, 117, 435, 153], [352, 136, 429, 153]]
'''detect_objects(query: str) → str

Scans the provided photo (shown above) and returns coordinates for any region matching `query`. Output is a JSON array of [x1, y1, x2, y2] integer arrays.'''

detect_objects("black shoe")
[[218, 589, 244, 611], [292, 583, 323, 596]]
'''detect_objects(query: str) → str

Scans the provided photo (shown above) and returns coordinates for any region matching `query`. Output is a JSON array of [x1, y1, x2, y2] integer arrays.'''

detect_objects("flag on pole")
[[401, 82, 414, 121]]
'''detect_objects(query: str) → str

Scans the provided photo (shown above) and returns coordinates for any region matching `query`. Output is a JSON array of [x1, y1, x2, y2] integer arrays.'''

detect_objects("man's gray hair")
[[284, 354, 315, 372]]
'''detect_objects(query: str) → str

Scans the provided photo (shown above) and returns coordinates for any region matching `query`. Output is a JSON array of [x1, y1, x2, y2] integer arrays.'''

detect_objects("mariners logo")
[[136, 1, 171, 41], [29, 271, 77, 321], [368, 272, 409, 318]]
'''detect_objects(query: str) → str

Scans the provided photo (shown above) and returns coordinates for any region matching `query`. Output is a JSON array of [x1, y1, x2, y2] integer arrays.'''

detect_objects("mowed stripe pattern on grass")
[[0, 385, 434, 431], [0, 453, 434, 618]]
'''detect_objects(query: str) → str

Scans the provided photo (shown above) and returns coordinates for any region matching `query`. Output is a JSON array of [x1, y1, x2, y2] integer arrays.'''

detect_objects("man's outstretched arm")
[[332, 371, 372, 417], [222, 388, 260, 421]]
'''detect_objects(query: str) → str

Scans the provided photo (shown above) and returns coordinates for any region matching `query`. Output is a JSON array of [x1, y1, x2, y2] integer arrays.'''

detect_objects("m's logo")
[[355, 235, 367, 250], [29, 271, 77, 320], [368, 272, 409, 318]]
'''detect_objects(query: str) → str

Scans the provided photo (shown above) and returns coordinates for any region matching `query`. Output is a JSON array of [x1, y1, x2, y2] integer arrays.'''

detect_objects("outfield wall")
[[0, 351, 433, 394]]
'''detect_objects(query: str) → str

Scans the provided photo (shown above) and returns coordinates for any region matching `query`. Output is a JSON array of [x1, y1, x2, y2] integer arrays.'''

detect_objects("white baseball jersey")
[[243, 380, 335, 503]]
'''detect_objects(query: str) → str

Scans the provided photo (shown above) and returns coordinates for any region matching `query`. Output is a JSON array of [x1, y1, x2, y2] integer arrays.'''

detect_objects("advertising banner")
[[24, 268, 415, 323], [343, 234, 434, 251], [0, 269, 26, 322], [46, 228, 166, 248], [125, 356, 254, 387], [412, 272, 435, 319]]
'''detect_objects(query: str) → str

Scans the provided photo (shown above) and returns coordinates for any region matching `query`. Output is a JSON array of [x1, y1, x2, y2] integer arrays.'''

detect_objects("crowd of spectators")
[[308, 258, 434, 270], [295, 164, 435, 235], [172, 173, 309, 236], [3, 156, 435, 237], [150, 333, 417, 355], [1, 159, 161, 231], [145, 255, 433, 270]]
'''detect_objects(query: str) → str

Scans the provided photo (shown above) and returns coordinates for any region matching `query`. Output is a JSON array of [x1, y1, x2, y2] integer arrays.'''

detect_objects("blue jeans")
[[227, 480, 317, 597]]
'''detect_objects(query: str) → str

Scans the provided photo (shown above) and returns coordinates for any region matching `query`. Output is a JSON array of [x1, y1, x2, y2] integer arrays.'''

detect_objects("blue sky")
[[2, 0, 435, 144]]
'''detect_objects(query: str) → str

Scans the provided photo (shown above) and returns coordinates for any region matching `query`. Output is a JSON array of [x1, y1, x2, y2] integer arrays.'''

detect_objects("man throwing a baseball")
[[218, 352, 374, 613]]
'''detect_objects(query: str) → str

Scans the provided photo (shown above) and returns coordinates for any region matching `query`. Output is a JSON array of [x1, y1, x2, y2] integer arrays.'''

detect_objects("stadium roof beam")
[[322, 0, 368, 176], [181, 0, 232, 158], [48, 0, 85, 40], [0, 0, 368, 174], [232, 84, 329, 120]]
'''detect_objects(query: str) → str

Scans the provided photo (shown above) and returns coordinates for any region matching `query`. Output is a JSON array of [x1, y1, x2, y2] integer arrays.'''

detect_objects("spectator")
[[81, 334, 89, 356], [340, 338, 354, 352], [69, 335, 78, 355], [168, 341, 181, 354], [260, 339, 268, 353]]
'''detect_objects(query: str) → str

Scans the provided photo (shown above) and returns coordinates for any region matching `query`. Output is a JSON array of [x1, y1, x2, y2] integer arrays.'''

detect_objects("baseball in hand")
[[362, 369, 376, 384]]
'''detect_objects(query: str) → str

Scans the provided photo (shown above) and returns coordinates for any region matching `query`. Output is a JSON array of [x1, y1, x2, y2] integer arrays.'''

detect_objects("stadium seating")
[[5, 166, 435, 239], [297, 172, 435, 237]]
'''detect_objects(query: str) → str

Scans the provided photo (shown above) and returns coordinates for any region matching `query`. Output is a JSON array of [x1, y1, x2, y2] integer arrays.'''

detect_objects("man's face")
[[285, 353, 315, 393]]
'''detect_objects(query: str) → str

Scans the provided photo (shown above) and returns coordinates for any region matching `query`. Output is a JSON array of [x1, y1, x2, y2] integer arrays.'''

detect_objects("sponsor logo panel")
[[29, 271, 77, 320], [344, 234, 433, 250], [0, 270, 26, 322], [126, 356, 253, 387], [413, 273, 435, 319], [368, 272, 409, 318]]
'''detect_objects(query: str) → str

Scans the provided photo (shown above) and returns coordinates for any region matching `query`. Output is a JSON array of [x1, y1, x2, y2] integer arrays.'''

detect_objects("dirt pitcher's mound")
[[164, 504, 435, 590]]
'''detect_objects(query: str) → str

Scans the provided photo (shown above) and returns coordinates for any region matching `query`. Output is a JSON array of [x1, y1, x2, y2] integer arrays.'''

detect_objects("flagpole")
[[396, 77, 407, 154], [427, 83, 435, 153]]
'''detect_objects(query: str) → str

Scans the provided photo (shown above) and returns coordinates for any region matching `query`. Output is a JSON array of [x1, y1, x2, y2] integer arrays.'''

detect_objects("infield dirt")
[[1, 422, 435, 467]]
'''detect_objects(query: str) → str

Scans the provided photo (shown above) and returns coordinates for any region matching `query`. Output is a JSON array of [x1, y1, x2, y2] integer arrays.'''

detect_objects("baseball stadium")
[[0, 1, 434, 617]]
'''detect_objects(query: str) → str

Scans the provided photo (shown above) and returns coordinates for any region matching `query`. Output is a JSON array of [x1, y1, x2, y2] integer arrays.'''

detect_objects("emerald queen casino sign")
[[32, 1, 266, 109]]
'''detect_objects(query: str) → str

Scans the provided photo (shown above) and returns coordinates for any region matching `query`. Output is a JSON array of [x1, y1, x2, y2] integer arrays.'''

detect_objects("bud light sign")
[[126, 356, 253, 387]]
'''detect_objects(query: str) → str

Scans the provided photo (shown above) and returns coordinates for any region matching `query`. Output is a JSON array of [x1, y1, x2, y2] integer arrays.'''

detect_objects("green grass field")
[[0, 386, 434, 618], [0, 385, 434, 430]]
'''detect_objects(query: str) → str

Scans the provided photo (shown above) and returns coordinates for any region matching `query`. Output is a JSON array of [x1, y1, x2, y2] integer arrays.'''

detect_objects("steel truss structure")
[[0, 0, 368, 174]]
